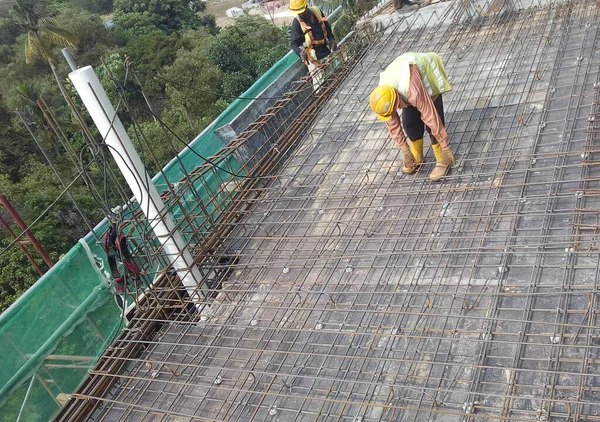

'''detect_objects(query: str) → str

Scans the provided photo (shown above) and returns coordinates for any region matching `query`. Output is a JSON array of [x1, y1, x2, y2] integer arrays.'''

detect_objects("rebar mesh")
[[55, 1, 600, 421]]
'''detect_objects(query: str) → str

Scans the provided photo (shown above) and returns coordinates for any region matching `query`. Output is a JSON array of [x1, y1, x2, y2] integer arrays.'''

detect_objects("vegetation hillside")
[[0, 0, 291, 312]]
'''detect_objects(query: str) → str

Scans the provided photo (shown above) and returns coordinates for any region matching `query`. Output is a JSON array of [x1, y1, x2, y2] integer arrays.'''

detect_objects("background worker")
[[394, 0, 420, 10], [369, 52, 456, 181], [290, 0, 337, 68]]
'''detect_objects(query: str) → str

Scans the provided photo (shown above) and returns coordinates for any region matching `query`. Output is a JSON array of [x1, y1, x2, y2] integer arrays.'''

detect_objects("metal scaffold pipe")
[[68, 66, 207, 301]]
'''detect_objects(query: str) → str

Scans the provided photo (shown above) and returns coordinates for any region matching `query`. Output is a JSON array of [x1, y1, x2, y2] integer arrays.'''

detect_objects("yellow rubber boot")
[[409, 138, 424, 165], [430, 143, 454, 181]]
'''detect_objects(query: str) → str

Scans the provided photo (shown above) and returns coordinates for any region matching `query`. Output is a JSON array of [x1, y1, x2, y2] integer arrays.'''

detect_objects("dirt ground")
[[201, 0, 295, 28]]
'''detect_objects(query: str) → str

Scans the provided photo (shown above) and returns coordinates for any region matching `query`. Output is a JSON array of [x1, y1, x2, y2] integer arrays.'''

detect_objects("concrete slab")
[[83, 0, 600, 421]]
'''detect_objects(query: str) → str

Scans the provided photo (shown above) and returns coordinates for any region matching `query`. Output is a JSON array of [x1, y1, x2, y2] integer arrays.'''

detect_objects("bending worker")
[[369, 52, 456, 181], [290, 0, 337, 68]]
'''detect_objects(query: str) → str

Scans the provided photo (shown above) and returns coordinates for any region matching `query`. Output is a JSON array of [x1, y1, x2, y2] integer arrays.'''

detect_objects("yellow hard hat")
[[290, 0, 308, 14], [369, 85, 397, 121]]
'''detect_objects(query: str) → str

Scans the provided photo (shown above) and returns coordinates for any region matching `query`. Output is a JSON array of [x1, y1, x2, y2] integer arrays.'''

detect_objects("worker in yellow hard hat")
[[369, 52, 456, 181], [290, 0, 337, 67]]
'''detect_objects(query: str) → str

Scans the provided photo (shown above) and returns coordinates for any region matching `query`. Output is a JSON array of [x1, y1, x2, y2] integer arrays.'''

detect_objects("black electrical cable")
[[78, 144, 145, 221], [127, 65, 271, 180], [106, 57, 160, 274]]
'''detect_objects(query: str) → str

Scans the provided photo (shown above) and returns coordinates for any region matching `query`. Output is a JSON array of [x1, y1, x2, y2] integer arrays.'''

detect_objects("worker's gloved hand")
[[329, 39, 338, 52], [299, 49, 308, 62], [402, 149, 419, 174], [441, 146, 456, 165]]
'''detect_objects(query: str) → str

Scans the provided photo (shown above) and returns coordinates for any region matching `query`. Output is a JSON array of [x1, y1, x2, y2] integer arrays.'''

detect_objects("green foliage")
[[0, 17, 20, 46], [121, 31, 181, 96], [250, 44, 289, 75], [208, 15, 289, 92], [0, 241, 41, 311], [12, 0, 79, 65], [332, 12, 354, 41], [196, 14, 218, 35], [210, 35, 251, 74], [112, 11, 161, 40], [72, 0, 114, 14], [0, 102, 34, 181], [0, 0, 291, 315], [54, 4, 115, 66], [228, 15, 290, 53], [53, 0, 114, 14], [95, 52, 130, 108], [189, 0, 207, 14], [128, 119, 181, 175], [221, 71, 255, 98], [161, 44, 223, 120], [0, 161, 103, 312], [0, 2, 11, 18], [113, 0, 202, 34]]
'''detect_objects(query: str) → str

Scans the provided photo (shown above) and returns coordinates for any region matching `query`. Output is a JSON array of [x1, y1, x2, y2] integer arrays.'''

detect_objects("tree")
[[52, 0, 114, 14], [0, 17, 20, 46], [121, 31, 181, 97], [0, 160, 104, 312], [11, 0, 80, 140], [114, 0, 202, 34], [112, 11, 161, 40], [189, 0, 206, 14], [0, 101, 34, 181], [53, 4, 115, 66], [210, 15, 289, 77], [161, 44, 224, 122], [72, 0, 114, 15], [221, 71, 255, 98], [12, 0, 79, 67], [14, 80, 57, 153], [209, 35, 252, 75], [0, 2, 12, 17], [197, 14, 218, 35]]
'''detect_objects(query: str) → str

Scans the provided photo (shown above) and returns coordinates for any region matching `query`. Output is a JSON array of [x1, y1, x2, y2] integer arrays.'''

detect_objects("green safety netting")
[[0, 50, 302, 422]]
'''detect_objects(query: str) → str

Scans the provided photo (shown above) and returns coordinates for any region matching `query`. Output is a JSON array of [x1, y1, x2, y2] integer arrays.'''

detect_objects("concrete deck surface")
[[87, 1, 600, 421]]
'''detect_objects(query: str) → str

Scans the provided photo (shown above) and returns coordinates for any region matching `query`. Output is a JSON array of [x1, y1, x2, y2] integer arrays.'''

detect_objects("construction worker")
[[290, 0, 337, 69], [394, 0, 420, 9], [369, 52, 456, 181]]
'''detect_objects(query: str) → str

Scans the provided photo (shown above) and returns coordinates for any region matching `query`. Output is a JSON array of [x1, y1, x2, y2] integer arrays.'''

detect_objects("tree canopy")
[[113, 0, 203, 33]]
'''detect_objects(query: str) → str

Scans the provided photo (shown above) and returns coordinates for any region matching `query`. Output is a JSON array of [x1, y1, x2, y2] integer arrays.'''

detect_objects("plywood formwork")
[[56, 0, 600, 421]]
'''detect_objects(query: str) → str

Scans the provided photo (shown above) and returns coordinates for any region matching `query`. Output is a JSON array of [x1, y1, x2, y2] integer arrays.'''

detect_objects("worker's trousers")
[[307, 55, 338, 93], [401, 94, 445, 144]]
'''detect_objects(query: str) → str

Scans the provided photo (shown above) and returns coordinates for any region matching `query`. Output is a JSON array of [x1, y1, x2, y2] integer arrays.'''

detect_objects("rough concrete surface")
[[87, 1, 600, 421]]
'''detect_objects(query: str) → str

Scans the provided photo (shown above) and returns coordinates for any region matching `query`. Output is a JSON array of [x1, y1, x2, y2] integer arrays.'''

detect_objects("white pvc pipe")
[[69, 66, 206, 300]]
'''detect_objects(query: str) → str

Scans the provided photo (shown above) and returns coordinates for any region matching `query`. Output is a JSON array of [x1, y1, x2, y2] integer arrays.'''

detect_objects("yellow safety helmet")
[[369, 85, 397, 121], [290, 0, 308, 14]]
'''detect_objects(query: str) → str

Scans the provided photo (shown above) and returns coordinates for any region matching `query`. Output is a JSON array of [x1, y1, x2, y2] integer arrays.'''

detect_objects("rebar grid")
[[56, 1, 600, 421]]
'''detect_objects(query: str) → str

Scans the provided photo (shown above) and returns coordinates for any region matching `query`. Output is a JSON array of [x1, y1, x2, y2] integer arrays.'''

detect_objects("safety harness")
[[296, 7, 329, 67], [103, 224, 141, 293]]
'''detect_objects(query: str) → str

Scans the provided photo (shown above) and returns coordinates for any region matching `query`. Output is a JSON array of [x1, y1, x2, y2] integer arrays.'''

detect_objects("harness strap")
[[103, 224, 141, 287], [297, 7, 329, 66]]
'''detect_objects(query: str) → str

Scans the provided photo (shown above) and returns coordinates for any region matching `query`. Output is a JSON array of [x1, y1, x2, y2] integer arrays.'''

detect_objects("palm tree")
[[12, 0, 78, 67], [11, 0, 95, 153]]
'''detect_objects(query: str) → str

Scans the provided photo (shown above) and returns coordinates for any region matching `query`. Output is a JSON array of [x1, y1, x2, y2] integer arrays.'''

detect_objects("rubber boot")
[[430, 144, 454, 181], [409, 138, 424, 165]]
